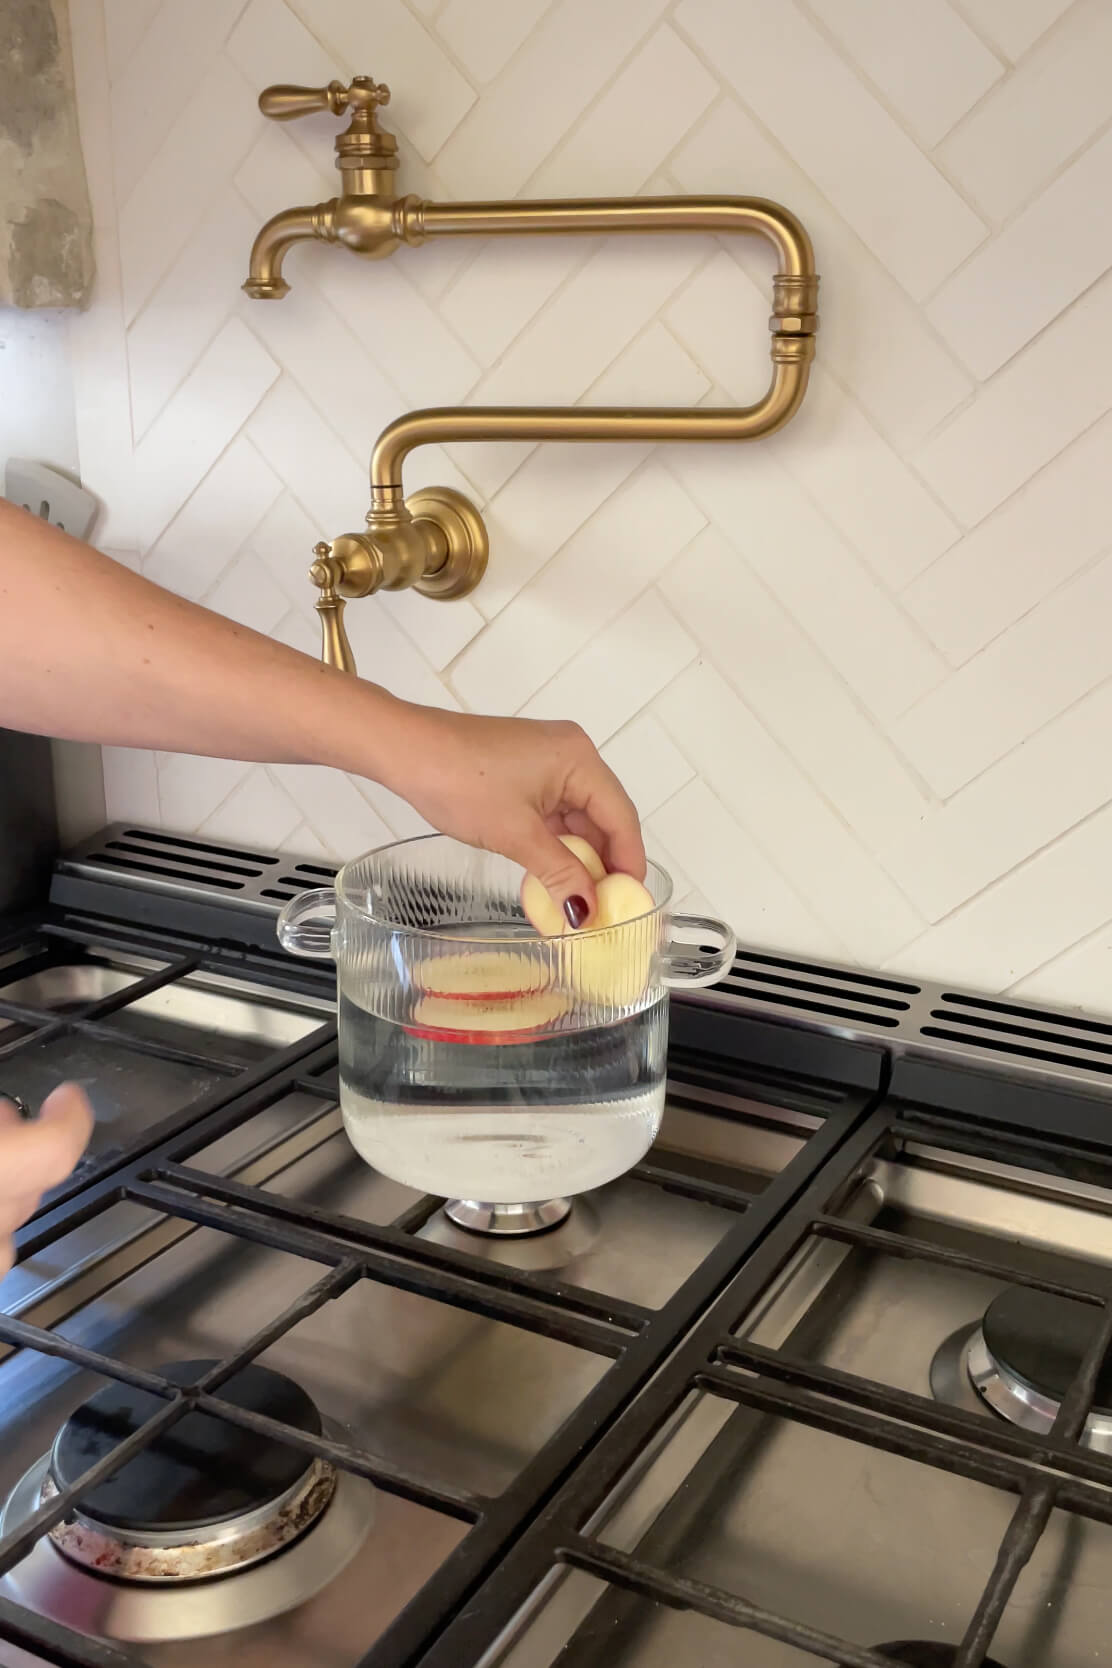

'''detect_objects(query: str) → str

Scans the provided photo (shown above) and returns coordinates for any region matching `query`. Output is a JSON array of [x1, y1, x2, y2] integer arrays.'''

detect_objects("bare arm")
[[0, 502, 644, 910], [0, 498, 404, 775]]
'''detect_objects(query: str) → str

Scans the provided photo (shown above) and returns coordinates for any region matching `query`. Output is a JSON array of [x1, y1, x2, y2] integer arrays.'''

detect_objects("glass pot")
[[277, 835, 735, 1234]]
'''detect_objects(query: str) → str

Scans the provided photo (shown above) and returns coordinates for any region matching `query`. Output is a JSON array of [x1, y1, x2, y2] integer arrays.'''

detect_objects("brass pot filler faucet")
[[244, 76, 820, 673]]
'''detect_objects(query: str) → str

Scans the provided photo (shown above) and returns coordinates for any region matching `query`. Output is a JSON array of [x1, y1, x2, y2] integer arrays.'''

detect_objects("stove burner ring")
[[966, 1285, 1112, 1451], [875, 1644, 1008, 1667], [42, 1458, 336, 1583], [42, 1358, 338, 1582], [0, 1439, 374, 1644]]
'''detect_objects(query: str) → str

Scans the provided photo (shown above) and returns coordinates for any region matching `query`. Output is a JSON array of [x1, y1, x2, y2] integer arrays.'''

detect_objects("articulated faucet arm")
[[242, 77, 821, 672]]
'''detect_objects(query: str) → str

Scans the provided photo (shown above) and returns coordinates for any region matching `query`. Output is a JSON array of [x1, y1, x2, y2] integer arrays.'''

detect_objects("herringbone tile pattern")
[[67, 0, 1112, 1010]]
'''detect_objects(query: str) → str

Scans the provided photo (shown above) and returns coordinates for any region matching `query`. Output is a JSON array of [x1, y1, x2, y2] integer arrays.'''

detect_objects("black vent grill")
[[921, 990, 1112, 1079], [54, 825, 1112, 1097], [689, 950, 1112, 1096], [718, 950, 918, 1031], [55, 826, 338, 916]]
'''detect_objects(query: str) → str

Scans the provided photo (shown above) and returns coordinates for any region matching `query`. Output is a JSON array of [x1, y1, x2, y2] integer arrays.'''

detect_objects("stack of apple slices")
[[522, 836, 656, 1006], [405, 837, 656, 1043]]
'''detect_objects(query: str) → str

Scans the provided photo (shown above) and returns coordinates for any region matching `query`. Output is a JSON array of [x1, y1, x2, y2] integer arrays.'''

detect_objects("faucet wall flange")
[[407, 488, 489, 601], [309, 489, 489, 670]]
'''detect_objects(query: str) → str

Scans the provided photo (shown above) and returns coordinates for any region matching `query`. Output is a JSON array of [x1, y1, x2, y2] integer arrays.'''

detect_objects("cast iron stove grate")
[[0, 911, 872, 1668], [6, 853, 1112, 1664]]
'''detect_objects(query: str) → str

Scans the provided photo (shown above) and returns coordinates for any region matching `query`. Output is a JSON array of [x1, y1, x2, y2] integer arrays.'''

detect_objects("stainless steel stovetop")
[[3, 829, 1112, 1668]]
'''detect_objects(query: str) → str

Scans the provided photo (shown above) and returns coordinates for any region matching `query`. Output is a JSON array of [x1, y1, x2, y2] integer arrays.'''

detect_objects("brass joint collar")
[[770, 334, 816, 365], [370, 483, 406, 515], [770, 273, 819, 338]]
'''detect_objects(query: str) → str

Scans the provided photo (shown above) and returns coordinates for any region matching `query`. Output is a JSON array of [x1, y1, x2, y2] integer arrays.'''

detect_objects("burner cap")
[[51, 1359, 323, 1534], [876, 1645, 1007, 1667], [981, 1286, 1112, 1411]]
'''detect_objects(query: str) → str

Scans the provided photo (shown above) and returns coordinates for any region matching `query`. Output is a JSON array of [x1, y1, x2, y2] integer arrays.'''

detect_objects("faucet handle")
[[258, 78, 390, 122], [309, 544, 357, 673]]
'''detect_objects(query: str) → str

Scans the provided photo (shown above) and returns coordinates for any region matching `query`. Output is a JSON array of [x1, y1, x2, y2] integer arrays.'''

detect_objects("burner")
[[965, 1286, 1112, 1446], [875, 1646, 1007, 1667], [45, 1359, 337, 1581], [981, 1286, 1112, 1408]]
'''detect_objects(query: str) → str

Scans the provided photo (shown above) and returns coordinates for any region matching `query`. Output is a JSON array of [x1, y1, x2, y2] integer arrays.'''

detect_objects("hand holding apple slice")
[[520, 840, 657, 1005], [520, 835, 607, 937]]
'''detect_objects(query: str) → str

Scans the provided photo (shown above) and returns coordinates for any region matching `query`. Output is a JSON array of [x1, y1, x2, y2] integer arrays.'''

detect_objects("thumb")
[[511, 817, 599, 929], [10, 1083, 94, 1193]]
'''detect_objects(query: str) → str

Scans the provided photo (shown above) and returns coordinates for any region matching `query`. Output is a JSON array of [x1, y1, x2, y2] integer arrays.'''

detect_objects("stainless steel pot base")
[[442, 1198, 572, 1235]]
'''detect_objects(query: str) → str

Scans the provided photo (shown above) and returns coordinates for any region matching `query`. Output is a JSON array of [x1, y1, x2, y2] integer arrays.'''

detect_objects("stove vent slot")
[[119, 830, 280, 867], [93, 852, 247, 890], [718, 950, 917, 1031], [921, 991, 1112, 1076], [55, 825, 338, 918], [104, 840, 260, 879]]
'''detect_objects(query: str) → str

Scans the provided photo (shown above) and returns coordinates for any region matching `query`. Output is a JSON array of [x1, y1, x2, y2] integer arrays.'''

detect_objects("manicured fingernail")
[[564, 896, 589, 929]]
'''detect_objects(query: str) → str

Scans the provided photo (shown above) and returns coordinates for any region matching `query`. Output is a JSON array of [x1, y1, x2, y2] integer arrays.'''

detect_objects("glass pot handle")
[[276, 887, 337, 960], [661, 915, 736, 990]]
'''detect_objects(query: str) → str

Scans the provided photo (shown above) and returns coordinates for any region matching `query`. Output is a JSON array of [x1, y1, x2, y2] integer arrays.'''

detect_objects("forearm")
[[0, 502, 408, 783]]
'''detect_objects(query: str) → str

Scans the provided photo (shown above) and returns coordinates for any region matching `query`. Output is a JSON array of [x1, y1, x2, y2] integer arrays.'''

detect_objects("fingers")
[[505, 814, 601, 926], [557, 808, 610, 860], [0, 1083, 93, 1283], [0, 1082, 94, 1201], [570, 756, 646, 882]]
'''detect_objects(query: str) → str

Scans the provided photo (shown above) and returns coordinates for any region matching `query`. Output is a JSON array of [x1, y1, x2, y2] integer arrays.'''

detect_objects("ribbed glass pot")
[[277, 835, 735, 1208]]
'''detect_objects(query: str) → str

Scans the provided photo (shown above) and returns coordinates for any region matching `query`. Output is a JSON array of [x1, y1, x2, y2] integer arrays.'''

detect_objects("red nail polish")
[[564, 895, 589, 929]]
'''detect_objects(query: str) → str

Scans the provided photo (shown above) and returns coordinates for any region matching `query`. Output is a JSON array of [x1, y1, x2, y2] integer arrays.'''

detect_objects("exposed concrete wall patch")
[[0, 0, 94, 308]]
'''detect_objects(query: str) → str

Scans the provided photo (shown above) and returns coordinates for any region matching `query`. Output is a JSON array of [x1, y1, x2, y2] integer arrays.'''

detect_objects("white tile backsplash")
[[525, 26, 717, 197], [903, 411, 1112, 665], [130, 320, 279, 549], [938, 0, 1112, 223], [65, 0, 1112, 1013], [805, 0, 1003, 148], [520, 589, 697, 742], [927, 124, 1112, 380], [914, 270, 1112, 527], [674, 0, 988, 300], [954, 0, 1076, 66]]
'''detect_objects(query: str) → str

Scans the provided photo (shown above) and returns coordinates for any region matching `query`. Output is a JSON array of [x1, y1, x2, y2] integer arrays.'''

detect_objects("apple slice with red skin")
[[404, 989, 570, 1044]]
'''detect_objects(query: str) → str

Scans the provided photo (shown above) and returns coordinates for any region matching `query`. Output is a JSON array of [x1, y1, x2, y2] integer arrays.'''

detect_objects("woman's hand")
[[385, 707, 645, 927], [0, 1086, 93, 1279]]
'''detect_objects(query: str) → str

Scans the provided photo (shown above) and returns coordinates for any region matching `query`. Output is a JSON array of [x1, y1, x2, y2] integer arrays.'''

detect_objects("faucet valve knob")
[[259, 78, 390, 122], [309, 543, 357, 674]]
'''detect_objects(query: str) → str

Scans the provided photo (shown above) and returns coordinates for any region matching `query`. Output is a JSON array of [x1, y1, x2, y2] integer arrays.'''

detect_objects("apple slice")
[[404, 989, 570, 1044], [520, 835, 607, 936], [415, 951, 543, 1002], [570, 872, 657, 1006]]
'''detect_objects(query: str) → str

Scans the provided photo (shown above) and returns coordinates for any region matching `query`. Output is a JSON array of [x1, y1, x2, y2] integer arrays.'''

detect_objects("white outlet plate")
[[4, 460, 99, 539]]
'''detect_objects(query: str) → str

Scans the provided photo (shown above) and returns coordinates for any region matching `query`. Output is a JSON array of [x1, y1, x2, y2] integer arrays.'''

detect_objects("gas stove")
[[2, 828, 1112, 1667]]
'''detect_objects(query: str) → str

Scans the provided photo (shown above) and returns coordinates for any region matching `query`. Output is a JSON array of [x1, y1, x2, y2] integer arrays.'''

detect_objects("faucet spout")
[[243, 201, 337, 299]]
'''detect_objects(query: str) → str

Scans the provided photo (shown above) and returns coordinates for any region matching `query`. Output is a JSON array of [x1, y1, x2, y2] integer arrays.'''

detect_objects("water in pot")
[[277, 836, 735, 1207]]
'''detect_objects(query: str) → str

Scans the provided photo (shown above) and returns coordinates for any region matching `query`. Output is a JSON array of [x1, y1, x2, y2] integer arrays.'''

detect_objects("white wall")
[[65, 0, 1112, 1010], [0, 308, 78, 480]]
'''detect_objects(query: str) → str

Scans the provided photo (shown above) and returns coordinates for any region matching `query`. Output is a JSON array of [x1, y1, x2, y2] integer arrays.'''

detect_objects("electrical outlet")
[[4, 460, 99, 539]]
